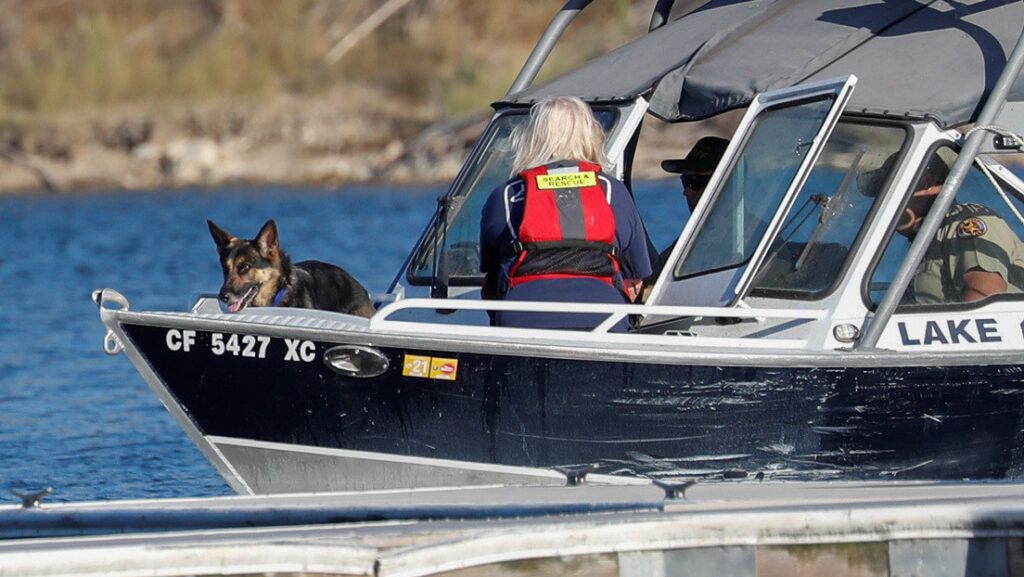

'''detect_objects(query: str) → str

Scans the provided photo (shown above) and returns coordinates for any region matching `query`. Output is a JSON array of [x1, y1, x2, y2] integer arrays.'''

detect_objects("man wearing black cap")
[[661, 136, 729, 213], [640, 136, 729, 301]]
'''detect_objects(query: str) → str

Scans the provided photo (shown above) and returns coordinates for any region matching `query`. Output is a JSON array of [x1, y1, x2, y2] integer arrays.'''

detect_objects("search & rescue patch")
[[536, 171, 597, 190]]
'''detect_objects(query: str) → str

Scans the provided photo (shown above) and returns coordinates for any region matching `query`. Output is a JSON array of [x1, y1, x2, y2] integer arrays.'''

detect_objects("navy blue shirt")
[[479, 164, 652, 330]]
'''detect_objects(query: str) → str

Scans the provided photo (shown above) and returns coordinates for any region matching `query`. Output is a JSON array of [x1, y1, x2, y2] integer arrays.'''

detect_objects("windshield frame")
[[645, 76, 858, 308]]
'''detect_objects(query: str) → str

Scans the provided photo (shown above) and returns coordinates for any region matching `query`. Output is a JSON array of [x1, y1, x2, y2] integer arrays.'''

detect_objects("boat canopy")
[[502, 0, 1024, 128]]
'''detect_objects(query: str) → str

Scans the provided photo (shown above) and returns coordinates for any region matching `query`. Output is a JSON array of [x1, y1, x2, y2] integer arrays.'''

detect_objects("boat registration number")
[[164, 329, 317, 363]]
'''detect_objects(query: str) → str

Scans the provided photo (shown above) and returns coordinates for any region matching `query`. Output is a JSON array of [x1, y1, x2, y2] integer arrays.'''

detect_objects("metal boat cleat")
[[554, 464, 599, 486], [11, 487, 53, 509], [653, 479, 696, 501]]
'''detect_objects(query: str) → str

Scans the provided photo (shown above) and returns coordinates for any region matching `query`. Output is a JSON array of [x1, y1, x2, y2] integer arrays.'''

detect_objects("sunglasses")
[[681, 174, 710, 190]]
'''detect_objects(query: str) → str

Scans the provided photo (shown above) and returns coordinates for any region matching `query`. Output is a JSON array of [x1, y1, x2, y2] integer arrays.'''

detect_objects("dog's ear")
[[207, 220, 236, 251], [255, 219, 279, 258]]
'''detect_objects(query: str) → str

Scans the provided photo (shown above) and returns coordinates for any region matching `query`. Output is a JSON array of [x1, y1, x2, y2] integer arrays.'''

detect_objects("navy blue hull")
[[125, 324, 1024, 481]]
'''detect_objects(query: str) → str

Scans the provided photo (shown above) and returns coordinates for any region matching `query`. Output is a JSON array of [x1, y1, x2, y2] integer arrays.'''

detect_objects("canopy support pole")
[[506, 0, 595, 97], [508, 0, 690, 93], [857, 26, 1024, 350]]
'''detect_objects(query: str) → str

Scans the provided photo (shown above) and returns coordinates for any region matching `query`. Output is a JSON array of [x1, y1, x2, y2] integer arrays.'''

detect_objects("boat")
[[95, 0, 1024, 495]]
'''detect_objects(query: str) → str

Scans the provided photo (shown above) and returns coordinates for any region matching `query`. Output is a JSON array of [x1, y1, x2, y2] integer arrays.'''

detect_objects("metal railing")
[[370, 298, 826, 350]]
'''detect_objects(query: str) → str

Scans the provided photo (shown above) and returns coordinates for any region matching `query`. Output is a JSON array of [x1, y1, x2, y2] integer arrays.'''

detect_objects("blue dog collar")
[[272, 288, 287, 306]]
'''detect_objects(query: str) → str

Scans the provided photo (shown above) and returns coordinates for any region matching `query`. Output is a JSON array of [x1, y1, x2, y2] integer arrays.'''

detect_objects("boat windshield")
[[408, 107, 619, 286], [674, 98, 836, 279], [747, 122, 908, 300]]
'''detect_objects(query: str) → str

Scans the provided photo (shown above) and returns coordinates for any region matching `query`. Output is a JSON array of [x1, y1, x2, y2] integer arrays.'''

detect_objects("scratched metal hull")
[[119, 321, 1024, 493]]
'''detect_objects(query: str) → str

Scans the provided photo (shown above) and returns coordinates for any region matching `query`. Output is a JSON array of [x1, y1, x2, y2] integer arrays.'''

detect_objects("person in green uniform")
[[899, 153, 1024, 304]]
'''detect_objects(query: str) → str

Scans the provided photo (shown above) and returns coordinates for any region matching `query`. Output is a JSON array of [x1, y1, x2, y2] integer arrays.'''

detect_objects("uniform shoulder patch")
[[957, 216, 988, 238]]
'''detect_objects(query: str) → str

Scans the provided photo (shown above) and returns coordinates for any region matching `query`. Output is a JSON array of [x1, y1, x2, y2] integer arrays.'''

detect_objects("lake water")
[[0, 181, 683, 503]]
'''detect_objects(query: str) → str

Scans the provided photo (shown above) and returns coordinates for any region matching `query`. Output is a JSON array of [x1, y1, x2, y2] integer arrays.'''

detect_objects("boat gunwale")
[[103, 304, 1024, 369]]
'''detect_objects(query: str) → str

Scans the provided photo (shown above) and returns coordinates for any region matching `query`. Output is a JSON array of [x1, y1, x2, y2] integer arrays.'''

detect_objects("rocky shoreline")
[[0, 1, 682, 196], [0, 86, 727, 195], [0, 86, 491, 194]]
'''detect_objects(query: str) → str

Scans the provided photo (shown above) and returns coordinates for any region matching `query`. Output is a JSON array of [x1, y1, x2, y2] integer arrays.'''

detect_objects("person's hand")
[[481, 270, 499, 300], [623, 278, 643, 302], [896, 184, 942, 235]]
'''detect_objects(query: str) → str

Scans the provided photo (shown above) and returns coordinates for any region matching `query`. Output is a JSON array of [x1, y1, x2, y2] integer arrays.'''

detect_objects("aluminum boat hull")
[[119, 321, 1024, 494]]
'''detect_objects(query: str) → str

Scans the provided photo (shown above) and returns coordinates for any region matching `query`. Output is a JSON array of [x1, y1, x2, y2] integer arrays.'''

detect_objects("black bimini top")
[[503, 0, 1024, 128]]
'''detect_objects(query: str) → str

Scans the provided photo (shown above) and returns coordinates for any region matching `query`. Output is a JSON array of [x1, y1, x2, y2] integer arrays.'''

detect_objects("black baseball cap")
[[661, 136, 729, 175]]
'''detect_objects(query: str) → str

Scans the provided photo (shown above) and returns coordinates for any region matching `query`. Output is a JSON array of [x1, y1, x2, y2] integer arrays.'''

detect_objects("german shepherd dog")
[[207, 219, 374, 317]]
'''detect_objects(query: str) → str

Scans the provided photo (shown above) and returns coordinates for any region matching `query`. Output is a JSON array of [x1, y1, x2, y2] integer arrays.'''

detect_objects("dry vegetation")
[[0, 0, 652, 193]]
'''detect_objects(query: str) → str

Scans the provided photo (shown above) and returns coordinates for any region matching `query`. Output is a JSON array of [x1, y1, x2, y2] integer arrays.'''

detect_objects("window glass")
[[676, 97, 834, 278], [869, 148, 1024, 306], [409, 108, 618, 284], [984, 156, 1024, 220], [748, 122, 906, 299]]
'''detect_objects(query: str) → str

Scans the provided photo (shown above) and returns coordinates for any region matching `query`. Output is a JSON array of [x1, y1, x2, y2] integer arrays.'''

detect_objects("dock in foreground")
[[3, 481, 1024, 576]]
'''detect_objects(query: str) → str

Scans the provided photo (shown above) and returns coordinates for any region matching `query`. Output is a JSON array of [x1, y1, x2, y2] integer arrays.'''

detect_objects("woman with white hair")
[[479, 96, 652, 330]]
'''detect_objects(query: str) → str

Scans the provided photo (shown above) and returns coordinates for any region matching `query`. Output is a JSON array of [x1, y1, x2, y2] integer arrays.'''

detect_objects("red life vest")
[[506, 161, 620, 289]]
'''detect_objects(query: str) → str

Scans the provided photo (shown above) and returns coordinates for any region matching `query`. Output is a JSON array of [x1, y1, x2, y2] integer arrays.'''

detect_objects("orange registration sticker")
[[429, 357, 459, 380], [402, 354, 459, 381], [402, 354, 432, 378]]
